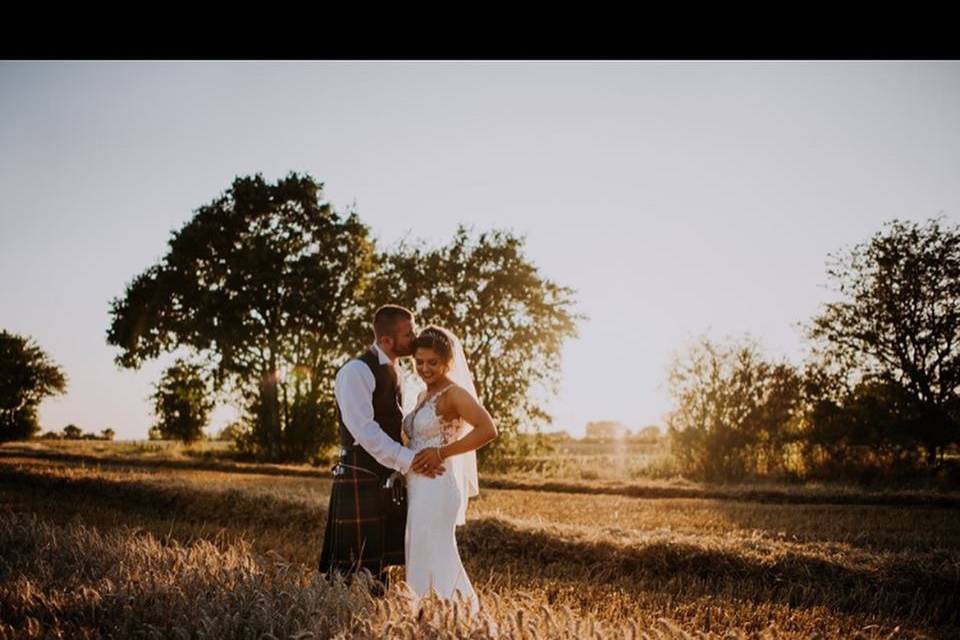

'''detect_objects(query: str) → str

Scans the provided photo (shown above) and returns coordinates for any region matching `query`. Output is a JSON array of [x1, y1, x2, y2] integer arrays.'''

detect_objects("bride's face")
[[414, 347, 450, 385]]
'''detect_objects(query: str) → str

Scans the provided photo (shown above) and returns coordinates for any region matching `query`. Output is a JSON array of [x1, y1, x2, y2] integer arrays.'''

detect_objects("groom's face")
[[388, 318, 417, 358]]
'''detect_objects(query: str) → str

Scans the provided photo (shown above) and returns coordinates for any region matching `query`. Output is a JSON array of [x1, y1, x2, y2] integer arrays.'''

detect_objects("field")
[[1, 439, 959, 639]]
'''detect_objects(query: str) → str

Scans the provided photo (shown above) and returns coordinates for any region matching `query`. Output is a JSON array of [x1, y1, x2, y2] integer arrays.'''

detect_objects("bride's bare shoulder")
[[444, 384, 475, 406]]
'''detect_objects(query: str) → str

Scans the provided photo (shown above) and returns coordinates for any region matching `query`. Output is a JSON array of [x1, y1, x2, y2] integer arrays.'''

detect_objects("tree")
[[215, 421, 245, 442], [62, 424, 82, 439], [806, 217, 960, 465], [359, 226, 583, 462], [107, 172, 376, 461], [666, 335, 803, 481], [101, 428, 116, 441], [151, 360, 213, 443], [0, 330, 67, 442], [802, 372, 932, 476]]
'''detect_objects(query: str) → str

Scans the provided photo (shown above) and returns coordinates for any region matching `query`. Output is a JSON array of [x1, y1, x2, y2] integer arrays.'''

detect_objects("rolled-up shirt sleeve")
[[334, 360, 416, 474]]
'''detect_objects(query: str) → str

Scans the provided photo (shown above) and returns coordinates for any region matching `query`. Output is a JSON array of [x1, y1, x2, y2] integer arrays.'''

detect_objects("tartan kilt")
[[319, 449, 407, 576]]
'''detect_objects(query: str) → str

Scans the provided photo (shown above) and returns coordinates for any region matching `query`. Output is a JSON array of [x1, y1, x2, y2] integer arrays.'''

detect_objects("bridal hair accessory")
[[421, 327, 450, 342], [417, 326, 454, 360]]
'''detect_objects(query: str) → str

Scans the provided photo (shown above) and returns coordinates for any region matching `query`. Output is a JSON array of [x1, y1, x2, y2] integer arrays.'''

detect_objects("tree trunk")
[[259, 368, 281, 461], [281, 377, 289, 453]]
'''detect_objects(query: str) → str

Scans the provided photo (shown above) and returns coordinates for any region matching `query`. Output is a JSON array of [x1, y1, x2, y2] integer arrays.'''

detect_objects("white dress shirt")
[[334, 343, 416, 474]]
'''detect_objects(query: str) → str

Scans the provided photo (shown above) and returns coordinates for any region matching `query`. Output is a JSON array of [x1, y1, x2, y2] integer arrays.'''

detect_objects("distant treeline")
[[39, 425, 115, 441]]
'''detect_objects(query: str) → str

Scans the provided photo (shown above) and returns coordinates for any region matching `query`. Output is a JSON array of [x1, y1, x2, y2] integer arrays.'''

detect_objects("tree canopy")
[[0, 330, 67, 442], [107, 172, 376, 460], [806, 217, 960, 464], [360, 226, 583, 459]]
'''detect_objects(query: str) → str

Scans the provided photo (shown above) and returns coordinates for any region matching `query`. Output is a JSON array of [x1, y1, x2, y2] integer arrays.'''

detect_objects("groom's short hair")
[[373, 304, 414, 339]]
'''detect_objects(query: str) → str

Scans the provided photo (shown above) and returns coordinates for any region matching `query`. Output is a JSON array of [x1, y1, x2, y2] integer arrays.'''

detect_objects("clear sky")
[[2, 61, 958, 440]]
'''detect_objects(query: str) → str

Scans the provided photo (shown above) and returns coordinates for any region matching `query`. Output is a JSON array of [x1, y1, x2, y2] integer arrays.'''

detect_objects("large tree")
[[359, 226, 583, 461], [107, 172, 376, 460], [0, 330, 67, 442], [806, 217, 960, 465]]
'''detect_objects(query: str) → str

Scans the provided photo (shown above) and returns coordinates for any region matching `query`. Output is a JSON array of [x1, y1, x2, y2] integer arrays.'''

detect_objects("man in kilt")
[[319, 305, 446, 595]]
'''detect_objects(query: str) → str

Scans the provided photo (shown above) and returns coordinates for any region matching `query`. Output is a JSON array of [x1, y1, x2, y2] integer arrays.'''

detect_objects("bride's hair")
[[412, 326, 454, 363]]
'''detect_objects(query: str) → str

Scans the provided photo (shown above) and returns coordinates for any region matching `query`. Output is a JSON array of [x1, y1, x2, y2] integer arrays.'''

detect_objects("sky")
[[2, 60, 959, 440]]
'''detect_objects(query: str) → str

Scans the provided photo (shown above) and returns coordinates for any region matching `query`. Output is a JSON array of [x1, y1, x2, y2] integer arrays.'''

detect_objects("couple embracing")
[[319, 304, 497, 614]]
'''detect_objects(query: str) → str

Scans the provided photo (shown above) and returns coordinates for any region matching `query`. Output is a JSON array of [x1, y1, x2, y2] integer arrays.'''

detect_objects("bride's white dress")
[[402, 385, 480, 613]]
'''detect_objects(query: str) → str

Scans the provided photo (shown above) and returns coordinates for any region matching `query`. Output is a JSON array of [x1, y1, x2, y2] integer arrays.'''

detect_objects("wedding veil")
[[434, 327, 481, 525]]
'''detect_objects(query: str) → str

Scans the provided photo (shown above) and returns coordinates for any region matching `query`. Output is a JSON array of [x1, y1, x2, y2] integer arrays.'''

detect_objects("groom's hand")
[[411, 448, 445, 477]]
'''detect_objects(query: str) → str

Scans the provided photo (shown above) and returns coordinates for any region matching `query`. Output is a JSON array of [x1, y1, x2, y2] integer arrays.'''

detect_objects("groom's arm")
[[334, 360, 416, 474]]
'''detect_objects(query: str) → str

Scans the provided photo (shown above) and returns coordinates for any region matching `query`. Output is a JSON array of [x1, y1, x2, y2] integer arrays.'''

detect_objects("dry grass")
[[1, 441, 958, 638], [8, 441, 957, 508]]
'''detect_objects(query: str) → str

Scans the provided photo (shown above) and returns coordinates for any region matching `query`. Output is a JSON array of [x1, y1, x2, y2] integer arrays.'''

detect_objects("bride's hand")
[[412, 448, 445, 477]]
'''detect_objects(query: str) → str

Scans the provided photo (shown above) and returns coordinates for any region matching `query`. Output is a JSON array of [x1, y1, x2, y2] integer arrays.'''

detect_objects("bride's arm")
[[435, 388, 498, 460]]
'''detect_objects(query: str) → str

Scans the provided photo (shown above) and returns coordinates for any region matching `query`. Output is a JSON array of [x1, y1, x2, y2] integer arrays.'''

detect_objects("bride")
[[401, 325, 498, 614]]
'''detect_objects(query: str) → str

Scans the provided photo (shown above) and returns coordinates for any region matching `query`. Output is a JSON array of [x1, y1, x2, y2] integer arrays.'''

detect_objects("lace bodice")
[[402, 385, 464, 452]]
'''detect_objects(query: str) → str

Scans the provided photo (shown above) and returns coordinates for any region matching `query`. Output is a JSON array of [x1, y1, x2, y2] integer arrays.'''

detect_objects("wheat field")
[[1, 441, 958, 639]]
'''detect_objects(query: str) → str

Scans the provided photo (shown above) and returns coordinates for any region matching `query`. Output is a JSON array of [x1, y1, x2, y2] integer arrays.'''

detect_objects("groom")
[[318, 304, 445, 594]]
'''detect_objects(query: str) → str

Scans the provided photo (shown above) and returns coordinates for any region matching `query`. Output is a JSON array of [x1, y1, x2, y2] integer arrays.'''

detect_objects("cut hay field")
[[1, 440, 958, 639]]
